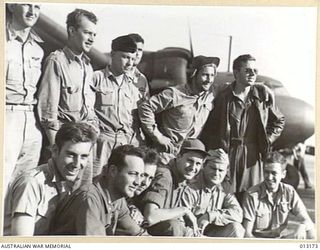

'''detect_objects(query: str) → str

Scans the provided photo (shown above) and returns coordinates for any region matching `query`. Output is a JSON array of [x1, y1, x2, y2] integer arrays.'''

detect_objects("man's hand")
[[156, 134, 176, 153], [293, 224, 307, 239], [184, 208, 201, 236], [197, 213, 210, 233]]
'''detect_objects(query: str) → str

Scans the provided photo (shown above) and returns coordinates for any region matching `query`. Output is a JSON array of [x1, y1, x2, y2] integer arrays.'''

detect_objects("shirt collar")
[[63, 46, 91, 65], [260, 181, 285, 205], [94, 175, 118, 213], [231, 81, 261, 102], [7, 22, 43, 44]]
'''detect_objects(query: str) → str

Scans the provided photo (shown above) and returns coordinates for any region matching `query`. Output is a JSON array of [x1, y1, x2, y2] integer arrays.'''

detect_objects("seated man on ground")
[[182, 148, 245, 238], [242, 151, 315, 239], [3, 122, 97, 235], [142, 138, 209, 236]]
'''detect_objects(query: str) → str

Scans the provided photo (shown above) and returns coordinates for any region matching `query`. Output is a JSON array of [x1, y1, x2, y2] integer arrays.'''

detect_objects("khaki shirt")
[[242, 182, 310, 238], [3, 160, 77, 235], [138, 84, 214, 149], [93, 67, 141, 139], [128, 67, 150, 100], [37, 47, 97, 131], [181, 172, 243, 226], [6, 24, 43, 105]]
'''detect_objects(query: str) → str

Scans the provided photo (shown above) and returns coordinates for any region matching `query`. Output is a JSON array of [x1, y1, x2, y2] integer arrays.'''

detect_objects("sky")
[[40, 3, 317, 108]]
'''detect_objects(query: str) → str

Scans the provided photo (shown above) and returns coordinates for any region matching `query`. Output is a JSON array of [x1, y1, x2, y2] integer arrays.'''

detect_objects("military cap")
[[190, 55, 220, 78], [111, 35, 137, 53], [206, 148, 229, 164], [180, 138, 209, 157]]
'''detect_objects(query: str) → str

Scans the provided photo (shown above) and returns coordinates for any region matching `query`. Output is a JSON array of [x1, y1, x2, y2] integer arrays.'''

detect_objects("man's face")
[[114, 155, 145, 198], [263, 163, 286, 192], [10, 4, 41, 29], [135, 163, 157, 196], [69, 15, 97, 54], [176, 151, 205, 180], [53, 141, 92, 182], [193, 65, 216, 93], [234, 60, 258, 87], [203, 161, 228, 187], [111, 51, 136, 75], [133, 42, 144, 66]]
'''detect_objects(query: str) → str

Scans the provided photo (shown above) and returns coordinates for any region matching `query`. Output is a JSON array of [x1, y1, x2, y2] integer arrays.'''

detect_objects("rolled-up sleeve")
[[138, 88, 175, 141], [142, 168, 172, 209], [37, 56, 61, 131]]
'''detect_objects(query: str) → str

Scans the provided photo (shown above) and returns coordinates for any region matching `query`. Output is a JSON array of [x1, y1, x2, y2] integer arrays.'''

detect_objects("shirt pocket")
[[98, 88, 115, 106], [6, 59, 23, 82], [28, 57, 42, 84], [255, 209, 271, 230], [278, 201, 291, 224], [61, 84, 81, 112]]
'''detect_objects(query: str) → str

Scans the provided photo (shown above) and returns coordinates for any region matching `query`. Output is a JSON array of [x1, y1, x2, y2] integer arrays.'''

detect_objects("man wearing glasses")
[[201, 54, 285, 203], [138, 56, 220, 165]]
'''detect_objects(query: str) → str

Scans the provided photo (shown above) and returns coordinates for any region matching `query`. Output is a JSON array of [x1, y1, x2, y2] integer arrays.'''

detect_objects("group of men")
[[4, 3, 314, 238]]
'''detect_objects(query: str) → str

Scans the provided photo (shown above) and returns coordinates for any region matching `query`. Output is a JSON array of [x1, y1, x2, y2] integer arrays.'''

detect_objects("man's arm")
[[143, 203, 198, 234], [206, 193, 243, 226], [266, 105, 285, 144], [11, 213, 35, 236], [138, 88, 176, 152], [37, 56, 62, 146], [242, 218, 255, 238]]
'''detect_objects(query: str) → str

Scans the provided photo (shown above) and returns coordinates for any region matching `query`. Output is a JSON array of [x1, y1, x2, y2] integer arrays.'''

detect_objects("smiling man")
[[92, 35, 145, 176], [242, 151, 315, 239], [138, 56, 220, 165], [141, 138, 208, 236], [5, 3, 43, 193], [3, 122, 97, 236], [182, 149, 244, 237], [49, 144, 147, 236]]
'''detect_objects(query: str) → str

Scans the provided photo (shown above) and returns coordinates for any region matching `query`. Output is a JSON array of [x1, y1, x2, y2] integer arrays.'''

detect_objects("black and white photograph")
[[3, 1, 317, 241]]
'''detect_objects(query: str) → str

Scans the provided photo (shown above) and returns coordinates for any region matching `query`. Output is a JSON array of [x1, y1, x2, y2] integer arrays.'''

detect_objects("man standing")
[[201, 54, 285, 201], [3, 122, 97, 235], [182, 149, 245, 237], [128, 33, 150, 99], [37, 8, 99, 184], [138, 56, 219, 164], [142, 138, 208, 236], [242, 151, 314, 239], [5, 3, 43, 191], [49, 145, 146, 236], [37, 8, 99, 147], [92, 35, 144, 176]]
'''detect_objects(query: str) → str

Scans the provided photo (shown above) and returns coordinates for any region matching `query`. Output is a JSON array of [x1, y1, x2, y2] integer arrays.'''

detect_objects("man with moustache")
[[92, 35, 144, 176], [3, 122, 97, 236], [5, 3, 44, 191], [182, 149, 245, 237], [142, 138, 208, 236], [242, 151, 314, 239], [37, 8, 99, 184], [201, 54, 285, 202], [49, 145, 147, 236], [127, 33, 150, 99], [138, 56, 220, 165]]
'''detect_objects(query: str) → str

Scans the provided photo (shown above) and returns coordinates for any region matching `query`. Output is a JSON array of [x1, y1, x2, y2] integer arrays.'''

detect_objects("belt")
[[6, 104, 34, 111]]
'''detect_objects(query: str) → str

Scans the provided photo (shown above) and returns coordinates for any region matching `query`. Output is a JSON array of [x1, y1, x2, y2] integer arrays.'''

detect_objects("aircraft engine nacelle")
[[139, 48, 191, 94]]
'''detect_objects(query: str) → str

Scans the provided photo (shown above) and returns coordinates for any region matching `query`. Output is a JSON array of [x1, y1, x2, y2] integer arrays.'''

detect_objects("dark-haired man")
[[242, 151, 314, 239], [139, 56, 220, 165], [37, 8, 99, 184], [3, 122, 98, 235], [49, 145, 146, 236], [5, 3, 43, 192], [92, 35, 144, 176], [202, 54, 285, 202]]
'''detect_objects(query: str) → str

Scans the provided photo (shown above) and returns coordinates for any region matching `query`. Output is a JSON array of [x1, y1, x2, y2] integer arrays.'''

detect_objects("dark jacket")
[[201, 82, 285, 157]]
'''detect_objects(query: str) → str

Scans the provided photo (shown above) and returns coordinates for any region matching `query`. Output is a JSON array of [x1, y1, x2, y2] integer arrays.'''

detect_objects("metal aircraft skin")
[[33, 13, 314, 151]]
